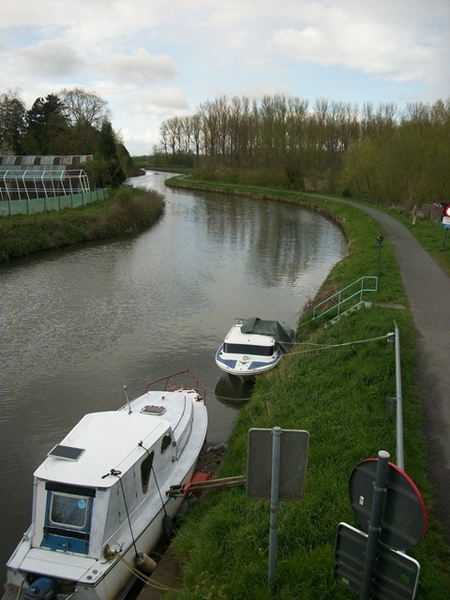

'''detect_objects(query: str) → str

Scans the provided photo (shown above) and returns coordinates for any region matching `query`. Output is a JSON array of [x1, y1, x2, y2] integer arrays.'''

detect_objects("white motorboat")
[[2, 369, 208, 600], [215, 317, 295, 379]]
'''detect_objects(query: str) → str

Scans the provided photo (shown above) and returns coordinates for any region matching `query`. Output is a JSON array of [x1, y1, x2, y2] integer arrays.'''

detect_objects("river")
[[0, 171, 347, 583]]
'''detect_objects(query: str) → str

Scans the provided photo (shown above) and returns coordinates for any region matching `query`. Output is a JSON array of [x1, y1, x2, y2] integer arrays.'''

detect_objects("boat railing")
[[1, 582, 24, 600], [145, 368, 207, 402]]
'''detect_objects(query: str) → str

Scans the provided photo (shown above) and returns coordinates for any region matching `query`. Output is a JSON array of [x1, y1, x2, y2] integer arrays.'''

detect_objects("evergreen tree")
[[23, 94, 70, 154], [0, 90, 27, 154], [98, 120, 125, 187]]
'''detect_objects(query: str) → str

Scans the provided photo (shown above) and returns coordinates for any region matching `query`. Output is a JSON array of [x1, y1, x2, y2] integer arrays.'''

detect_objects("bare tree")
[[259, 94, 309, 188], [190, 114, 203, 163], [59, 88, 111, 129]]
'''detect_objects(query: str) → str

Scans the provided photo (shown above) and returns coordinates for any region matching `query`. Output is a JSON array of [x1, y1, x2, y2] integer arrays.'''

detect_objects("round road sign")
[[444, 204, 450, 218], [349, 458, 427, 550]]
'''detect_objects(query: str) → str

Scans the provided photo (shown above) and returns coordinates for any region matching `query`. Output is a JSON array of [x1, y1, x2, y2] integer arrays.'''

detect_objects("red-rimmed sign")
[[442, 205, 450, 229], [348, 458, 427, 550]]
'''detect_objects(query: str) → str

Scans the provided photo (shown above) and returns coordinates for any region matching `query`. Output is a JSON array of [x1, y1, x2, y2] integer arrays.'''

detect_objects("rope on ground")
[[117, 554, 179, 593], [287, 332, 390, 357]]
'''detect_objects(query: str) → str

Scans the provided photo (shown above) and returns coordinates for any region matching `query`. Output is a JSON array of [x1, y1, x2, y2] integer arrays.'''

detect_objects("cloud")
[[101, 49, 178, 86], [268, 4, 444, 84], [1, 0, 449, 155], [133, 88, 190, 114], [14, 41, 85, 78]]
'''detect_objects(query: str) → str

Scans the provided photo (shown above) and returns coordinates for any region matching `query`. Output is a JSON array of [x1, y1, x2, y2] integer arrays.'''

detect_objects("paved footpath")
[[329, 198, 450, 544]]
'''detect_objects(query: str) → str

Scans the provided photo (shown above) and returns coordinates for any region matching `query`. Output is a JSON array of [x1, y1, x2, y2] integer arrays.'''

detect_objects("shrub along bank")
[[0, 185, 165, 262], [162, 177, 450, 599]]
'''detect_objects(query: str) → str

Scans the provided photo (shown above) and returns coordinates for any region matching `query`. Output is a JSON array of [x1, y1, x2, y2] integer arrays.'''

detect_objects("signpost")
[[335, 450, 427, 599], [442, 204, 450, 222], [247, 427, 309, 500], [335, 523, 420, 599], [247, 427, 309, 592], [441, 204, 450, 247], [348, 455, 427, 550]]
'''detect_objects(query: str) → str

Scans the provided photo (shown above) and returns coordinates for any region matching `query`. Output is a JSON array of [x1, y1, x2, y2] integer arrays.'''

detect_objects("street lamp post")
[[376, 235, 384, 290]]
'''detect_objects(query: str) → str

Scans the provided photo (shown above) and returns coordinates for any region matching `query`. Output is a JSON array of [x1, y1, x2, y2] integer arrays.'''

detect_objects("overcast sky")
[[1, 0, 449, 156]]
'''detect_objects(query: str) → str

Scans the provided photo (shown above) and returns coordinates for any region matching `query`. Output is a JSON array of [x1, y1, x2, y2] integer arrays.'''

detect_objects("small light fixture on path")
[[376, 235, 384, 290]]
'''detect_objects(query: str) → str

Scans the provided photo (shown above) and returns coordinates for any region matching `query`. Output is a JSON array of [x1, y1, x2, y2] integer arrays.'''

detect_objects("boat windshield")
[[41, 483, 95, 554], [223, 343, 275, 356], [50, 492, 90, 529]]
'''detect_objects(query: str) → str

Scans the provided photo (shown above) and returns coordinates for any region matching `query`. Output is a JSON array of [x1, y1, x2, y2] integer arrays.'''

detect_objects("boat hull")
[[215, 345, 283, 378], [215, 318, 294, 379]]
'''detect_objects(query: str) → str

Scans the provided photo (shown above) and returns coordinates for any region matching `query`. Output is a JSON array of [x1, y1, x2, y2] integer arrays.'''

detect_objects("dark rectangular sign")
[[246, 428, 309, 500], [335, 522, 420, 600]]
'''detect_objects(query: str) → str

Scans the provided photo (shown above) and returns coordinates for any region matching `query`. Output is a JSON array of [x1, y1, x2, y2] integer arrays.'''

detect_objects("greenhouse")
[[0, 155, 91, 201]]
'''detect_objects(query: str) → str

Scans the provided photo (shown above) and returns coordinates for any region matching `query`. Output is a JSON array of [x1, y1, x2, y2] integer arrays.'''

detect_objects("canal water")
[[0, 171, 347, 583]]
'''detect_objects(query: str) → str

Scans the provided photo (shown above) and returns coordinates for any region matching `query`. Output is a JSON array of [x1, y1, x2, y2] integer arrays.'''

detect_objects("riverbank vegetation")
[[0, 185, 164, 262], [152, 95, 450, 210], [159, 177, 450, 599]]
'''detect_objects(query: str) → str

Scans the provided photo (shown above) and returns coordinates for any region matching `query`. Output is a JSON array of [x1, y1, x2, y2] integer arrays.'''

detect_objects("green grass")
[[0, 185, 165, 262], [160, 177, 450, 599]]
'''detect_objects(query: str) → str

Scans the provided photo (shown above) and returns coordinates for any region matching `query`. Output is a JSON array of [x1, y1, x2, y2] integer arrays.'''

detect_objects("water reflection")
[[214, 373, 255, 406], [188, 191, 340, 290]]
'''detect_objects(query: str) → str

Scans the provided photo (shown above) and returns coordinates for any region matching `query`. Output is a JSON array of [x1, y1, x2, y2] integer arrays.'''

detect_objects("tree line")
[[158, 95, 450, 208], [0, 88, 135, 187]]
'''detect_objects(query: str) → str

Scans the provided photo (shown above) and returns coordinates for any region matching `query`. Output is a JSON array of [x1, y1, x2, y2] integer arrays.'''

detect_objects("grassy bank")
[[161, 177, 450, 599], [0, 186, 165, 262]]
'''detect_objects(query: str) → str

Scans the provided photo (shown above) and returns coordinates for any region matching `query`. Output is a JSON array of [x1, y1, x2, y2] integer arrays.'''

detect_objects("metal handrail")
[[312, 276, 378, 321], [393, 322, 404, 469]]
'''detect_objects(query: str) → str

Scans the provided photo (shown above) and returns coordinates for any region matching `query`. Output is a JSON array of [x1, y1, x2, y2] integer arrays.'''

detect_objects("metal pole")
[[376, 235, 384, 290], [394, 322, 404, 470], [360, 450, 390, 600], [268, 426, 282, 592], [377, 246, 381, 285]]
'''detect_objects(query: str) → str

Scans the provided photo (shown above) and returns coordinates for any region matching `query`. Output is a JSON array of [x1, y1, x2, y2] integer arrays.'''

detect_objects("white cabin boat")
[[2, 370, 208, 600], [215, 317, 295, 379]]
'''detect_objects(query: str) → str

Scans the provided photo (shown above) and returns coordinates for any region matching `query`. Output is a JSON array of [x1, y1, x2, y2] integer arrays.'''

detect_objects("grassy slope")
[[0, 186, 165, 262], [162, 177, 450, 599]]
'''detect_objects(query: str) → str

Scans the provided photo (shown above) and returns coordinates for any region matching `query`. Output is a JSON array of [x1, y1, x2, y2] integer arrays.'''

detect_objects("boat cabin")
[[29, 410, 175, 561]]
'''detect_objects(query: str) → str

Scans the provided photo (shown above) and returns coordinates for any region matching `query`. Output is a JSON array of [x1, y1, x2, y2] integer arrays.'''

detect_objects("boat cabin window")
[[141, 451, 154, 494], [223, 342, 275, 356], [42, 483, 95, 554], [161, 433, 172, 453], [50, 492, 90, 529]]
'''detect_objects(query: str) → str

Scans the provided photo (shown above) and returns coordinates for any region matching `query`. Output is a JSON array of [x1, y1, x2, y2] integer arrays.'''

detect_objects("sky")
[[1, 0, 449, 156]]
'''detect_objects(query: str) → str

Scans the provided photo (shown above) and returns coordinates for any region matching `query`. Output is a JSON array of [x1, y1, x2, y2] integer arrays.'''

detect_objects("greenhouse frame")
[[0, 155, 92, 201]]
